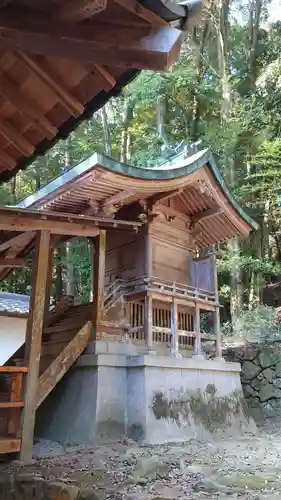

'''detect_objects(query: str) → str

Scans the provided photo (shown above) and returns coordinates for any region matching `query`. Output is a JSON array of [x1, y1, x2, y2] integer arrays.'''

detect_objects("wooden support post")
[[144, 294, 154, 353], [43, 241, 54, 319], [145, 230, 152, 278], [212, 252, 223, 360], [92, 230, 106, 336], [170, 299, 181, 357], [193, 302, 204, 358], [20, 230, 51, 461], [214, 306, 222, 359]]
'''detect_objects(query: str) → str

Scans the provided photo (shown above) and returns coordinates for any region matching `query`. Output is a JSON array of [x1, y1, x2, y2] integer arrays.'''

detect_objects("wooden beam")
[[57, 0, 107, 22], [20, 230, 51, 461], [102, 190, 135, 209], [144, 294, 153, 351], [113, 0, 168, 26], [0, 207, 141, 235], [194, 302, 201, 356], [0, 209, 100, 237], [170, 299, 180, 356], [0, 401, 24, 408], [92, 231, 106, 330], [0, 438, 21, 454], [0, 149, 16, 170], [0, 366, 28, 373], [0, 232, 33, 253], [16, 53, 84, 117], [0, 17, 183, 72], [0, 257, 25, 267], [37, 322, 91, 407], [148, 188, 182, 207], [0, 74, 57, 139], [191, 207, 222, 225], [0, 117, 34, 156], [94, 65, 116, 91]]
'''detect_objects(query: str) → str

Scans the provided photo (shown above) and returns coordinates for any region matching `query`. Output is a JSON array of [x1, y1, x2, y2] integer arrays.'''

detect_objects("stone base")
[[35, 352, 254, 446]]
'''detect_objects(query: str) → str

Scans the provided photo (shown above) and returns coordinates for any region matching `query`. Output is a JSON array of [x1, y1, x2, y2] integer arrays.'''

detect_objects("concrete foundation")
[[35, 347, 254, 445]]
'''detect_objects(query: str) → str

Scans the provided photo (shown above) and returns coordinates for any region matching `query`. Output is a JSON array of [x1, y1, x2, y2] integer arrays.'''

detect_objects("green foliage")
[[222, 306, 281, 341], [1, 3, 281, 327]]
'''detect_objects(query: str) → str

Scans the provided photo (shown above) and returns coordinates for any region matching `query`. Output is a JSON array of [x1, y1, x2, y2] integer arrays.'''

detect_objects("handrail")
[[117, 276, 216, 304], [0, 366, 28, 373]]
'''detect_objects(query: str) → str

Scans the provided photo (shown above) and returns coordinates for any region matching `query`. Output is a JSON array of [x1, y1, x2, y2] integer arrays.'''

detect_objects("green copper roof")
[[17, 147, 258, 231]]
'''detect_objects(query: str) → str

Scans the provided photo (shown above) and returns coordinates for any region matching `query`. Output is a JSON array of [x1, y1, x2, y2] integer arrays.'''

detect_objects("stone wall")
[[224, 341, 281, 421]]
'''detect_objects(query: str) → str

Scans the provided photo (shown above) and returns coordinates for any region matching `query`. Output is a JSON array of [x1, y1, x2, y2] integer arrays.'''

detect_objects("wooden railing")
[[112, 276, 216, 305], [0, 366, 28, 454]]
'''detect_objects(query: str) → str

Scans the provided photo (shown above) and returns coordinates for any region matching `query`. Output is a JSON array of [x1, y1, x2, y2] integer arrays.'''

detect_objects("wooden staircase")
[[0, 284, 129, 455], [0, 299, 92, 455]]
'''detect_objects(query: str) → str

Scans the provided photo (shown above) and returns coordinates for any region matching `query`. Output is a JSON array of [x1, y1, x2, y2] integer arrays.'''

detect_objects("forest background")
[[1, 0, 281, 338]]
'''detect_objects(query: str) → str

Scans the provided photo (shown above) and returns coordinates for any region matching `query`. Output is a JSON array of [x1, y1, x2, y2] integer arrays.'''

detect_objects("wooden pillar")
[[20, 230, 51, 461], [214, 306, 222, 358], [145, 230, 152, 277], [92, 230, 106, 334], [212, 252, 223, 359], [193, 302, 203, 357], [43, 240, 54, 318], [144, 294, 154, 352], [170, 299, 181, 357]]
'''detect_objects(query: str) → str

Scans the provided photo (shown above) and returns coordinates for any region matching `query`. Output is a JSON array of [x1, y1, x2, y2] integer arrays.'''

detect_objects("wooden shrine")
[[0, 0, 204, 459], [0, 147, 257, 458]]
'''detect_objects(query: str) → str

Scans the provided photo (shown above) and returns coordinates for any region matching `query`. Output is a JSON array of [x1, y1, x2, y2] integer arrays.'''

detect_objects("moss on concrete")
[[152, 385, 249, 432]]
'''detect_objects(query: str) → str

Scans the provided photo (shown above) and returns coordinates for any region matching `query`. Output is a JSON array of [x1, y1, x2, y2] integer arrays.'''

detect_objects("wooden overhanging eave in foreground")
[[0, 0, 201, 183]]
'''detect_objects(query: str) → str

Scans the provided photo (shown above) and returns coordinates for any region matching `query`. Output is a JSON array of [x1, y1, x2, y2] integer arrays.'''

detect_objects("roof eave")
[[17, 147, 258, 234]]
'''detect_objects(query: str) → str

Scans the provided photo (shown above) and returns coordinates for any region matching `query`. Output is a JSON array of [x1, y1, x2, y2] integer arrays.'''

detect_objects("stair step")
[[41, 342, 67, 357], [43, 320, 88, 334], [46, 330, 78, 343], [0, 438, 21, 454]]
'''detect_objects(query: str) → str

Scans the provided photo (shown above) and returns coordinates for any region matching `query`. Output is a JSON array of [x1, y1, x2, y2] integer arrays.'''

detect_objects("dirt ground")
[[3, 424, 281, 499]]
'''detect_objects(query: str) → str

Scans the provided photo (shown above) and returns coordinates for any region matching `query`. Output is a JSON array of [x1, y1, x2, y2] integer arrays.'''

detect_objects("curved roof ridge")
[[15, 147, 258, 231]]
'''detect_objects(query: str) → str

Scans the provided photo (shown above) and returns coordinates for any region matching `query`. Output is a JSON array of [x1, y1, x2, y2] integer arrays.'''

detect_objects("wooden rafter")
[[0, 117, 34, 156], [113, 0, 168, 26], [94, 64, 116, 91], [56, 0, 108, 22], [102, 189, 135, 209], [0, 149, 16, 170], [16, 53, 84, 117], [0, 257, 25, 267], [0, 17, 183, 71], [148, 188, 182, 207], [0, 73, 57, 139], [191, 207, 222, 225]]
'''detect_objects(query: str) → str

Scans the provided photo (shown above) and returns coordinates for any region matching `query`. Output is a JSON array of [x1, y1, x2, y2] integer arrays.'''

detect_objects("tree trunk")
[[190, 22, 210, 141], [247, 0, 262, 92], [55, 246, 64, 301], [64, 137, 76, 298], [216, 0, 244, 332], [10, 176, 17, 204], [120, 101, 133, 163], [101, 105, 112, 156]]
